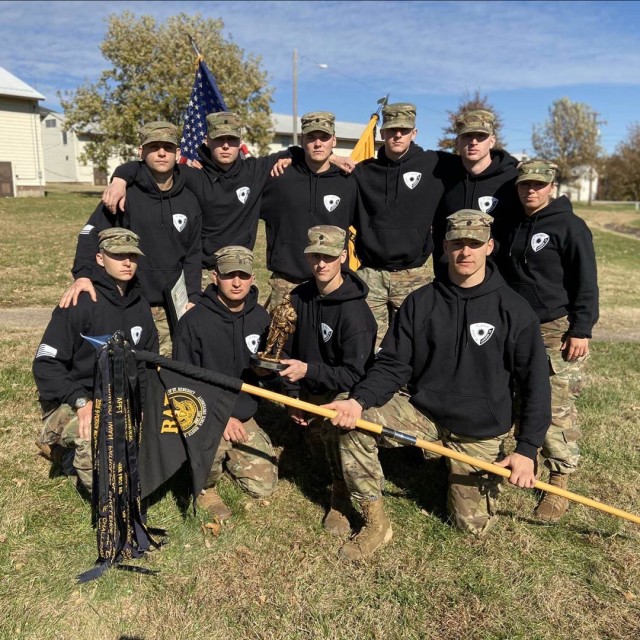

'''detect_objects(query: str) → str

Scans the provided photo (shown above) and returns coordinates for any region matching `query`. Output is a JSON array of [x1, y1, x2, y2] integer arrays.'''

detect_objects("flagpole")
[[239, 382, 640, 526]]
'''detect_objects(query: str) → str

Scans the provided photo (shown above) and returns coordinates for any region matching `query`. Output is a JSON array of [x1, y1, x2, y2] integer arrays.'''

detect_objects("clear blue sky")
[[2, 0, 639, 155]]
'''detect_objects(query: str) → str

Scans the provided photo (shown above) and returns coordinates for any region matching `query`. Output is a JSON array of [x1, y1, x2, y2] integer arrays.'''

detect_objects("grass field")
[[0, 189, 639, 640]]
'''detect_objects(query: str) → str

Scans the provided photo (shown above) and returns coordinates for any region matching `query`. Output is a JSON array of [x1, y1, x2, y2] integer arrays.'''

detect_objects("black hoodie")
[[260, 154, 357, 280], [351, 265, 551, 460], [73, 164, 202, 306], [496, 195, 599, 338], [433, 149, 521, 263], [288, 271, 377, 396], [33, 265, 158, 411], [172, 285, 271, 421], [352, 142, 444, 270], [113, 148, 287, 267]]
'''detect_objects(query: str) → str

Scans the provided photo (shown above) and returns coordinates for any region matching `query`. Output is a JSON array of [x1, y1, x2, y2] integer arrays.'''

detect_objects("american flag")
[[179, 59, 227, 164]]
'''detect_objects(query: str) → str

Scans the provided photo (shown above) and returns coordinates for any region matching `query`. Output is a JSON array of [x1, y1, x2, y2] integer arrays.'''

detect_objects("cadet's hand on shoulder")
[[561, 336, 589, 362], [102, 177, 127, 213], [279, 359, 308, 383], [495, 452, 536, 488], [324, 398, 362, 430], [270, 157, 292, 177], [329, 155, 356, 174], [59, 278, 96, 308], [223, 417, 248, 443], [184, 302, 196, 313]]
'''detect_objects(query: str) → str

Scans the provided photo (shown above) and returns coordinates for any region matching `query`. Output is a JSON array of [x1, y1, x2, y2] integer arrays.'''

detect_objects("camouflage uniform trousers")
[[539, 316, 588, 475], [205, 417, 278, 498], [265, 273, 307, 314], [38, 404, 93, 491], [339, 393, 507, 537], [150, 306, 172, 358], [357, 262, 434, 347]]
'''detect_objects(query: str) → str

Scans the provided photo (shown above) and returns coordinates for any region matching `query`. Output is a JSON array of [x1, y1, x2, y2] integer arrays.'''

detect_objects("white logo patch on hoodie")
[[321, 323, 333, 343], [478, 196, 498, 213], [531, 233, 550, 252], [35, 343, 58, 358], [469, 323, 495, 346], [236, 186, 250, 204], [324, 195, 340, 212], [245, 334, 260, 354], [130, 326, 142, 345], [403, 172, 422, 190], [173, 214, 187, 232]]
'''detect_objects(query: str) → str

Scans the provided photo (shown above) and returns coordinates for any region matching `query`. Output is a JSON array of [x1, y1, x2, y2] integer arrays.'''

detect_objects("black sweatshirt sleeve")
[[71, 203, 120, 280], [183, 204, 203, 303], [111, 160, 143, 185]]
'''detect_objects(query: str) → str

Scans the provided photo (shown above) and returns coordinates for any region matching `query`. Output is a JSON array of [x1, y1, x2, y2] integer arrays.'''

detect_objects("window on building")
[[62, 131, 68, 145], [46, 119, 57, 128]]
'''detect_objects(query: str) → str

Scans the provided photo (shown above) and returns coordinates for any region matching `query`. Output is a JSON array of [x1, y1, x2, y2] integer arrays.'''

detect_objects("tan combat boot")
[[35, 439, 66, 466], [338, 497, 392, 561], [323, 482, 353, 537], [535, 472, 570, 521], [197, 487, 232, 522]]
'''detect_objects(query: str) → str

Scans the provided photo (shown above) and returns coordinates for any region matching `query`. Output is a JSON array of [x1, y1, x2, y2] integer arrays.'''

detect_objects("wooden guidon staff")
[[242, 382, 640, 526]]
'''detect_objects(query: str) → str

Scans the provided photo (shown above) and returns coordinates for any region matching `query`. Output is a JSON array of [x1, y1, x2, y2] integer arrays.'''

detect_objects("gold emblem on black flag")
[[160, 387, 207, 437]]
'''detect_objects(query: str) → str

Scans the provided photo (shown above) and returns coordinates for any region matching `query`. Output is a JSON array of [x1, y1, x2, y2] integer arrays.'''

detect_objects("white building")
[[0, 66, 45, 197], [40, 108, 127, 186]]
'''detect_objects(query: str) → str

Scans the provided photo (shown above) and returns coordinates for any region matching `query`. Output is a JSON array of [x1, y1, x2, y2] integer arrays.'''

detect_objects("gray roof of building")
[[0, 66, 45, 100]]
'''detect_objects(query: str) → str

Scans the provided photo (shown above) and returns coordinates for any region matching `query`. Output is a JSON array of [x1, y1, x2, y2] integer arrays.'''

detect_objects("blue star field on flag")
[[179, 59, 228, 163]]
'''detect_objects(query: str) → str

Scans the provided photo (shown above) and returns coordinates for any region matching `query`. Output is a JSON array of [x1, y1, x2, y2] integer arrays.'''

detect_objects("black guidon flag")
[[78, 332, 164, 583], [137, 354, 241, 501]]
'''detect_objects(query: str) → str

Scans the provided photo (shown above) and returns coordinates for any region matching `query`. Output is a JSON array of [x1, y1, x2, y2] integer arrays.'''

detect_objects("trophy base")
[[250, 355, 287, 371]]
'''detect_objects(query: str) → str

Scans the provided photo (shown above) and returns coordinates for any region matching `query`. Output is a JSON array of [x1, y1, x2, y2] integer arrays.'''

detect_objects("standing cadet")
[[351, 103, 445, 344], [432, 109, 521, 273], [33, 229, 158, 491], [172, 246, 278, 521], [278, 225, 377, 537], [60, 121, 202, 356], [326, 211, 551, 560], [497, 160, 599, 521], [260, 112, 357, 311]]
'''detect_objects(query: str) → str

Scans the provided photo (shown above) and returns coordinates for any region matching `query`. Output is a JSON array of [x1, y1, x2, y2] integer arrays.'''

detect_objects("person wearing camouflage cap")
[[432, 108, 521, 278], [260, 111, 358, 312], [34, 225, 158, 493], [172, 246, 277, 521], [341, 101, 445, 346], [277, 225, 378, 557], [60, 119, 203, 357], [496, 159, 599, 522], [325, 208, 551, 544]]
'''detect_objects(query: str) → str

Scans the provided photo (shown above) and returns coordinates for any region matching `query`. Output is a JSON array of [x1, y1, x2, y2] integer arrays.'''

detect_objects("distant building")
[[0, 66, 45, 197], [39, 108, 128, 186], [246, 112, 383, 156]]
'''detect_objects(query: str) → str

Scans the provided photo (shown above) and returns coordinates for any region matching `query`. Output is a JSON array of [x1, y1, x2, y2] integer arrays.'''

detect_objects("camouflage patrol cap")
[[98, 228, 144, 256], [515, 159, 558, 185], [301, 111, 335, 136], [304, 225, 347, 257], [213, 245, 254, 275], [139, 121, 179, 147], [206, 111, 243, 140], [381, 103, 416, 130], [456, 109, 496, 136], [445, 210, 494, 242]]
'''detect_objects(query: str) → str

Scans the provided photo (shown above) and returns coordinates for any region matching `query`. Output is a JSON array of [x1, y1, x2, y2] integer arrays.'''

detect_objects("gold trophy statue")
[[251, 294, 297, 371]]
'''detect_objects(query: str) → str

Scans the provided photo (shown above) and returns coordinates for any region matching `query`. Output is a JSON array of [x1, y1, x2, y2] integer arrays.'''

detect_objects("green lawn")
[[0, 191, 639, 640]]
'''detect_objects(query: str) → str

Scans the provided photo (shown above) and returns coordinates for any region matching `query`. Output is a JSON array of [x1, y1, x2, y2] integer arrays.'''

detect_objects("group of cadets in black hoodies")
[[33, 228, 158, 492]]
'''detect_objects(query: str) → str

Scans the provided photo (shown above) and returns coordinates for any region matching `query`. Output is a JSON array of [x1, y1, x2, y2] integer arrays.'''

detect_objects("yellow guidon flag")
[[347, 98, 387, 271]]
